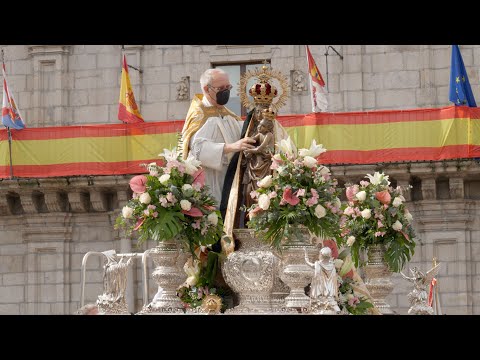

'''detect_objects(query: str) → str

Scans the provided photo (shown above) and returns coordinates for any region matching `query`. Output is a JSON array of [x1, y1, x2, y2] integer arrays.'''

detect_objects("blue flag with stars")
[[449, 45, 476, 107]]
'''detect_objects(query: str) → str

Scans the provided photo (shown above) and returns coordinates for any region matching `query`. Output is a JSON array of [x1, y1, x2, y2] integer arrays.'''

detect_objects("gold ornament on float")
[[238, 62, 289, 113]]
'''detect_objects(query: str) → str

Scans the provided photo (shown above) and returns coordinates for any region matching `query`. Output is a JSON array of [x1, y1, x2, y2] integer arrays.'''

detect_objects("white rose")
[[303, 156, 317, 168], [207, 212, 218, 226], [392, 220, 403, 231], [122, 206, 133, 219], [355, 191, 367, 201], [334, 197, 342, 209], [347, 236, 356, 246], [159, 174, 170, 185], [361, 208, 372, 219], [180, 199, 192, 211], [334, 259, 344, 270], [314, 204, 326, 218], [258, 175, 273, 188], [392, 196, 403, 207], [404, 210, 413, 222], [258, 194, 271, 210], [182, 184, 193, 192], [139, 192, 151, 204]]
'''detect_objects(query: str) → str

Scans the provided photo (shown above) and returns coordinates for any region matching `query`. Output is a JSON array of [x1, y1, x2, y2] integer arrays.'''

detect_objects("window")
[[213, 61, 270, 117]]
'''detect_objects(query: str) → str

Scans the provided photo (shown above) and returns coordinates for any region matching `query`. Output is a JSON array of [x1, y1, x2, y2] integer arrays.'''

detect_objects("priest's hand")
[[224, 137, 256, 154]]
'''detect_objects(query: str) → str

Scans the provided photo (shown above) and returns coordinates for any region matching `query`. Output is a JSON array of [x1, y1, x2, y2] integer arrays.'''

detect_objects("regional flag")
[[2, 63, 25, 130], [449, 45, 477, 107], [306, 45, 328, 113], [118, 55, 144, 123]]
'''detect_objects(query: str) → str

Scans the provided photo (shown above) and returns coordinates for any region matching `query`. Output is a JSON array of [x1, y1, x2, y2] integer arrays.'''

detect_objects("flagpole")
[[1, 49, 14, 179]]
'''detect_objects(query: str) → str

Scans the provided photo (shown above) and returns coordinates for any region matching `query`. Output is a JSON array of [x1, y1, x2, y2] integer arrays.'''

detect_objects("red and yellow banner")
[[0, 105, 479, 179], [118, 55, 144, 124]]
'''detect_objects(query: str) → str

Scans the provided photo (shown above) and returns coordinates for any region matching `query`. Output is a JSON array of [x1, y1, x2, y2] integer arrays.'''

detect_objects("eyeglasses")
[[208, 84, 233, 92]]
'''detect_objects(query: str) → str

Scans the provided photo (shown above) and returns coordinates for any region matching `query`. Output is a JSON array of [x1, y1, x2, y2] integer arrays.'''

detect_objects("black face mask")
[[216, 88, 230, 105]]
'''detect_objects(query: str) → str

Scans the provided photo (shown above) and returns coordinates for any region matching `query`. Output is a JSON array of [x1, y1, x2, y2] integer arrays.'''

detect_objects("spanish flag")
[[118, 55, 144, 124], [306, 45, 328, 113]]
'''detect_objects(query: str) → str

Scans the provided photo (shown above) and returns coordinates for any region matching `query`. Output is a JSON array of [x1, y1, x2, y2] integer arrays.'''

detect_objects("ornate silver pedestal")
[[363, 244, 394, 315], [139, 241, 186, 314], [222, 229, 276, 313], [279, 227, 315, 309]]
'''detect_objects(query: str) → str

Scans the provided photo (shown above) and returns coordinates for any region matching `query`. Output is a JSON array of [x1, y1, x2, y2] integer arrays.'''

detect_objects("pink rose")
[[346, 185, 359, 202], [375, 190, 391, 205]]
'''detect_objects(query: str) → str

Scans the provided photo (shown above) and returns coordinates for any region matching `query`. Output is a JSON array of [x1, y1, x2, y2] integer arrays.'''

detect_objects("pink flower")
[[323, 239, 339, 259], [181, 207, 203, 217], [129, 175, 147, 193], [192, 220, 201, 229], [296, 188, 306, 197], [346, 185, 359, 202], [249, 206, 263, 219], [133, 218, 145, 231], [282, 187, 300, 206], [360, 180, 370, 187], [192, 169, 205, 189], [268, 191, 277, 199], [152, 212, 158, 218], [166, 192, 177, 204], [375, 190, 391, 205]]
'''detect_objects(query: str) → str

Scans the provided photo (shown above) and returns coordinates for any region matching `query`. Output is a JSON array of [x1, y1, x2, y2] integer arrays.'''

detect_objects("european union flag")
[[449, 45, 477, 107]]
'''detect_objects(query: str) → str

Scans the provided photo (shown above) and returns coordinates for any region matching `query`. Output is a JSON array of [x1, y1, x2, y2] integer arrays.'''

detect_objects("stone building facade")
[[0, 45, 479, 314]]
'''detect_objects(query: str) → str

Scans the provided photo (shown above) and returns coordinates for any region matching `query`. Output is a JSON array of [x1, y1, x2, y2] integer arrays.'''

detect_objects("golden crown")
[[249, 66, 278, 105], [239, 63, 289, 113], [261, 107, 276, 120]]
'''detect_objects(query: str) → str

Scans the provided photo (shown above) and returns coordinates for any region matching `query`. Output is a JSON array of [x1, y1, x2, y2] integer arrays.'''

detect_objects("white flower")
[[122, 206, 133, 219], [347, 236, 356, 246], [298, 139, 327, 158], [361, 208, 371, 219], [334, 259, 344, 270], [392, 196, 403, 207], [303, 156, 317, 168], [277, 137, 294, 157], [355, 191, 367, 201], [184, 258, 200, 287], [366, 171, 390, 186], [184, 154, 202, 175], [207, 212, 218, 226], [273, 153, 282, 161], [392, 220, 403, 231], [404, 210, 413, 222], [147, 162, 158, 176], [182, 184, 193, 192], [159, 174, 170, 185], [159, 148, 178, 162], [139, 192, 151, 204], [180, 199, 192, 211], [258, 175, 273, 188], [319, 165, 330, 176], [314, 204, 327, 218], [258, 194, 271, 210], [334, 197, 342, 209]]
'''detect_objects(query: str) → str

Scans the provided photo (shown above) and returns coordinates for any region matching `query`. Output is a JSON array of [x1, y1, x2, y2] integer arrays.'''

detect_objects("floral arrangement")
[[341, 171, 416, 273], [115, 148, 224, 254], [323, 240, 373, 315], [245, 138, 343, 250]]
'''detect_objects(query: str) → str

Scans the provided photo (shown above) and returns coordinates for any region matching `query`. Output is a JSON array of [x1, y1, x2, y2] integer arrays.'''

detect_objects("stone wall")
[[1, 44, 480, 314], [2, 45, 479, 126]]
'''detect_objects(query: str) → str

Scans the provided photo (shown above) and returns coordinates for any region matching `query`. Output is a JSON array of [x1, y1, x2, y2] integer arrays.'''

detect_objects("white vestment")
[[189, 97, 243, 205]]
